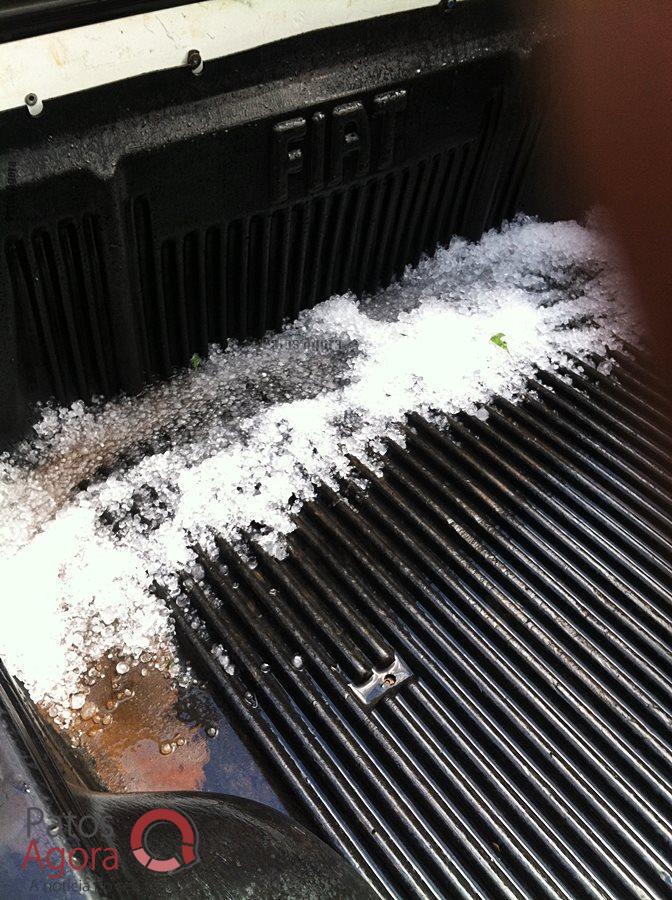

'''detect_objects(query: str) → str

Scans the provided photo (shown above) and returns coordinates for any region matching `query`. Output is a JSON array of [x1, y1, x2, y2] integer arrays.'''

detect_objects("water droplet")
[[260, 662, 271, 673], [159, 742, 174, 755], [205, 726, 218, 738], [69, 692, 86, 710], [115, 661, 129, 675]]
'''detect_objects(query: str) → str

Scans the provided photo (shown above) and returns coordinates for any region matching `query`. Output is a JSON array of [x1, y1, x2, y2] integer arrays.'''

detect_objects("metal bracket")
[[348, 655, 413, 708]]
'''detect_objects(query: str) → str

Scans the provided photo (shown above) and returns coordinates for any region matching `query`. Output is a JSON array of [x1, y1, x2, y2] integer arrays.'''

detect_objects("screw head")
[[25, 93, 37, 106], [187, 49, 202, 71]]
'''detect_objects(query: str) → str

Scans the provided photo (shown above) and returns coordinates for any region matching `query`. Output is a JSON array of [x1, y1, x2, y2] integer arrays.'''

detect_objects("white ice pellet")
[[0, 216, 639, 725]]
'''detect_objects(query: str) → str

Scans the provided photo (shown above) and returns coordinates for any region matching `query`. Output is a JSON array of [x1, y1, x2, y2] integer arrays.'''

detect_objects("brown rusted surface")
[[66, 660, 209, 793]]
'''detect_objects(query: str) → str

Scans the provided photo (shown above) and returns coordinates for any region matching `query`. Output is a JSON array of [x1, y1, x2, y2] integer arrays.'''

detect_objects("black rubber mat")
[[171, 351, 672, 900]]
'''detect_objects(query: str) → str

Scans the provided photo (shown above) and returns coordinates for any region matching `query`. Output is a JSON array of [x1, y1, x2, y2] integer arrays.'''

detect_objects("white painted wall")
[[0, 0, 440, 113]]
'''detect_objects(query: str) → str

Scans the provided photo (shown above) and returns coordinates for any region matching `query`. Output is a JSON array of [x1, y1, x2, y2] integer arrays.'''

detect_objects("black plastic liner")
[[1, 349, 670, 898], [0, 0, 575, 446], [171, 352, 672, 899], [2, 5, 651, 897]]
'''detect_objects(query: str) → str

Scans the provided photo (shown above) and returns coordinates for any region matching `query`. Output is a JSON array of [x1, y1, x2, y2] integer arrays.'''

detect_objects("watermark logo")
[[22, 808, 118, 881], [21, 805, 199, 883], [130, 808, 199, 875]]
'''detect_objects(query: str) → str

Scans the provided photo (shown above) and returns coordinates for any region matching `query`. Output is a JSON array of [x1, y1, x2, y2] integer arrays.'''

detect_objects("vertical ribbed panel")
[[131, 122, 509, 367], [4, 216, 113, 405], [2, 92, 534, 410], [2, 88, 524, 414], [489, 111, 544, 228]]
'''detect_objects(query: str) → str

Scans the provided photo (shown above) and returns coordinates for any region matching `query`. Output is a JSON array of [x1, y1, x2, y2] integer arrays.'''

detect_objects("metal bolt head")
[[25, 93, 44, 116], [187, 49, 203, 74]]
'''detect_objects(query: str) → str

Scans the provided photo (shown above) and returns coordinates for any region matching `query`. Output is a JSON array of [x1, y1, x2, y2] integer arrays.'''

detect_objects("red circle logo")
[[130, 808, 199, 874]]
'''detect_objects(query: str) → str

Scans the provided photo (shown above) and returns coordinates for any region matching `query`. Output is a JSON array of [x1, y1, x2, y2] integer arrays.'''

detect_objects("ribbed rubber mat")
[[171, 352, 672, 900]]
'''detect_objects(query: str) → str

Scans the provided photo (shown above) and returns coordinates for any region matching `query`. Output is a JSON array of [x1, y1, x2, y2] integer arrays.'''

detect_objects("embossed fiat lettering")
[[271, 89, 407, 202]]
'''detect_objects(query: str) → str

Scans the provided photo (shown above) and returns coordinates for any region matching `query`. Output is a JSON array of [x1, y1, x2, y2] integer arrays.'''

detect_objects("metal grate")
[[171, 353, 672, 899]]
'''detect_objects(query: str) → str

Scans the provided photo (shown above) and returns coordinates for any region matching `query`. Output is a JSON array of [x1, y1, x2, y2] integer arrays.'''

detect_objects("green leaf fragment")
[[490, 332, 509, 353], [190, 353, 202, 369]]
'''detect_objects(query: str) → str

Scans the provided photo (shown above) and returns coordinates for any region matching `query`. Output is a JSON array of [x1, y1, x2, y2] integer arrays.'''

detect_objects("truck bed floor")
[[173, 351, 672, 899]]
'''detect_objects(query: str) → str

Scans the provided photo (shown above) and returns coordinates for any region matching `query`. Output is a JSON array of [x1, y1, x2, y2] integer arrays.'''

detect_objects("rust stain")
[[54, 659, 210, 793]]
